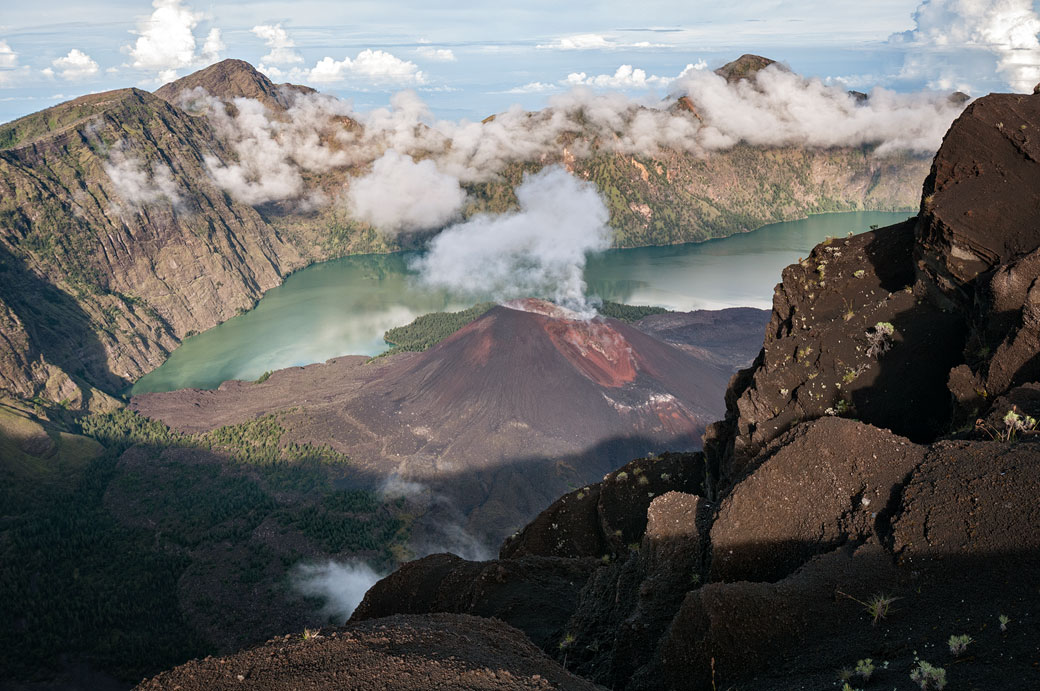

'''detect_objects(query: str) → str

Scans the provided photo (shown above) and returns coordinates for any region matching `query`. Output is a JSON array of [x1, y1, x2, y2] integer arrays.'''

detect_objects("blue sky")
[[2, 0, 1039, 123]]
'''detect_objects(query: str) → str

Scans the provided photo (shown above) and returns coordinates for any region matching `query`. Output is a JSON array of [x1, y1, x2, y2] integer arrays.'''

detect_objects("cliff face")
[[342, 91, 1040, 691], [0, 87, 313, 408], [467, 144, 926, 249]]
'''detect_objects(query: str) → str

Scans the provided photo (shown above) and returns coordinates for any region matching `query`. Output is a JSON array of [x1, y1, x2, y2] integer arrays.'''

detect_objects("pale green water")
[[131, 211, 910, 394]]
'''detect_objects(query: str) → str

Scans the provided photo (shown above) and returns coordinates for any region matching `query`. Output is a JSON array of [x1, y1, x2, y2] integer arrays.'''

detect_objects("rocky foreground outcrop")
[[331, 91, 1040, 690], [137, 614, 604, 690]]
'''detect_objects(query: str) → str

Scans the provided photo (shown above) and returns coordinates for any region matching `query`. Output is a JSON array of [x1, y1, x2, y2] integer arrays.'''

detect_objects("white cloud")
[[537, 33, 671, 50], [104, 145, 183, 208], [202, 28, 225, 62], [892, 0, 1040, 93], [416, 46, 456, 62], [502, 81, 561, 94], [252, 24, 302, 65], [305, 49, 425, 85], [44, 49, 99, 80], [347, 150, 466, 233], [671, 64, 964, 154], [565, 64, 674, 89], [179, 87, 354, 205], [126, 0, 223, 82], [293, 561, 383, 624], [0, 40, 17, 69], [0, 40, 29, 87]]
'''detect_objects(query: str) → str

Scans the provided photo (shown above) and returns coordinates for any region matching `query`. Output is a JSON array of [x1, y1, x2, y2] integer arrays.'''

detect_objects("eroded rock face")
[[137, 613, 604, 691], [558, 492, 711, 689], [351, 554, 600, 651], [657, 543, 898, 691], [704, 220, 963, 486], [892, 439, 1040, 579], [501, 452, 706, 560], [709, 418, 925, 583], [0, 88, 308, 407], [916, 94, 1040, 298], [154, 59, 317, 114]]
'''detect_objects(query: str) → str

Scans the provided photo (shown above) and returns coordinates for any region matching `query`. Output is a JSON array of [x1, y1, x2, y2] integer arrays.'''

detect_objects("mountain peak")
[[714, 54, 783, 83], [154, 59, 315, 112]]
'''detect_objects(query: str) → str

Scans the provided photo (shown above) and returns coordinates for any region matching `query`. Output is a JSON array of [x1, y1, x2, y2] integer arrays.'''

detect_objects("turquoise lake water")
[[131, 211, 910, 394]]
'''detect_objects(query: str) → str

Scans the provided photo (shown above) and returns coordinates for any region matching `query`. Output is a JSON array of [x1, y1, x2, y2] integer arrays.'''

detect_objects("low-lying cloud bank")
[[293, 560, 382, 624], [169, 62, 968, 218], [103, 144, 183, 208]]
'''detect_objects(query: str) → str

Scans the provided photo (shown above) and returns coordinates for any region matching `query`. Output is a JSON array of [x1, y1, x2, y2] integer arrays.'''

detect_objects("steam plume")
[[410, 166, 611, 316]]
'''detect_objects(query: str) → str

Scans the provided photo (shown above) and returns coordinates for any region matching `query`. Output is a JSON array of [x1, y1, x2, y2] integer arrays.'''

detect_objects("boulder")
[[351, 553, 600, 651], [709, 418, 925, 583], [916, 94, 1040, 300]]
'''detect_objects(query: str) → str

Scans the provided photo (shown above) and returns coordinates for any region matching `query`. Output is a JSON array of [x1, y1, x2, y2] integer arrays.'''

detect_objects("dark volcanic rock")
[[137, 613, 604, 690], [892, 438, 1040, 580], [558, 491, 712, 689], [709, 418, 925, 583], [351, 554, 600, 651], [704, 220, 964, 487], [948, 246, 1040, 418], [657, 543, 898, 691], [501, 452, 705, 559], [916, 93, 1040, 298]]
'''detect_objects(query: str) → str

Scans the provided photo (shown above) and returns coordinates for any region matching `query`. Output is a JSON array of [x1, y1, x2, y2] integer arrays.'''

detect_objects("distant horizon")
[[2, 0, 1039, 124]]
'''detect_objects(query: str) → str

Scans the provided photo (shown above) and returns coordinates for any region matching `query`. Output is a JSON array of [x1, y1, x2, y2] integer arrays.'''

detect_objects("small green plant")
[[1001, 408, 1037, 441], [838, 590, 899, 625], [615, 471, 629, 481], [948, 634, 973, 656], [999, 614, 1010, 631], [559, 632, 576, 649], [910, 659, 946, 690], [826, 399, 853, 417], [865, 322, 896, 358], [853, 269, 866, 278], [302, 628, 322, 640], [865, 593, 898, 624], [841, 684, 862, 691], [855, 658, 875, 680], [837, 667, 854, 683]]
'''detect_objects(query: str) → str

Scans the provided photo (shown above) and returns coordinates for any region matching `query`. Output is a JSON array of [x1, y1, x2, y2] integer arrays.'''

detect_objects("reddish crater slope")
[[133, 299, 737, 545]]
